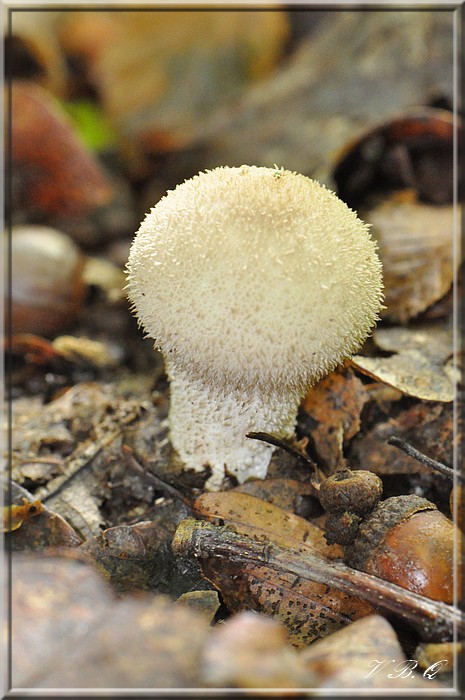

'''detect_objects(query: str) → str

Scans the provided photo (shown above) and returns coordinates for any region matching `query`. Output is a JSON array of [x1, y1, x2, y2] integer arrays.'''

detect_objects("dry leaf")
[[51, 335, 120, 368], [301, 364, 369, 471], [9, 382, 150, 538], [201, 555, 374, 648], [352, 324, 457, 402], [192, 493, 375, 646], [80, 507, 195, 596], [194, 491, 342, 559], [350, 398, 454, 473], [369, 197, 455, 323], [173, 518, 459, 643], [82, 255, 127, 304], [3, 479, 82, 548], [233, 477, 321, 519]]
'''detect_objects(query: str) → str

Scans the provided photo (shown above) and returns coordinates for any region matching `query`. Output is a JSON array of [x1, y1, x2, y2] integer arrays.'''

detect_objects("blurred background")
[[6, 7, 457, 386]]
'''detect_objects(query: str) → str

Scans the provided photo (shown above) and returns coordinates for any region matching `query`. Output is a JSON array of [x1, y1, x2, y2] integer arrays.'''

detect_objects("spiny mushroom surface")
[[126, 165, 383, 488]]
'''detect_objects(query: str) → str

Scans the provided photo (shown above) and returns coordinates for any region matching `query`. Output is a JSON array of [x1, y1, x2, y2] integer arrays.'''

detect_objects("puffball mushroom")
[[126, 165, 383, 488]]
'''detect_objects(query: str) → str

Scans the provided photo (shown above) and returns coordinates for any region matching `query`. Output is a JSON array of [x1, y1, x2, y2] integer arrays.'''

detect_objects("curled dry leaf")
[[352, 323, 457, 402], [82, 255, 127, 304], [51, 335, 120, 368], [300, 614, 440, 689], [369, 196, 455, 324], [301, 364, 369, 471], [80, 521, 171, 593], [3, 479, 82, 549], [10, 333, 121, 373], [333, 109, 455, 209], [3, 498, 43, 533], [80, 504, 198, 597]]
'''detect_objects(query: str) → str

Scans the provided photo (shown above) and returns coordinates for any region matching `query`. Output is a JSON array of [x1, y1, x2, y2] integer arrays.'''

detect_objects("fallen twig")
[[387, 436, 463, 483], [173, 517, 463, 643]]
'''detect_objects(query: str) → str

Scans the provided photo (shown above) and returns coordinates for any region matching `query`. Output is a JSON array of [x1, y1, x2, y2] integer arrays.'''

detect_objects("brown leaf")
[[173, 518, 460, 642], [200, 554, 374, 648], [51, 335, 119, 368], [301, 364, 369, 471], [80, 520, 169, 592], [80, 508, 194, 596], [233, 477, 321, 519], [192, 494, 376, 646], [3, 480, 82, 549], [333, 110, 455, 209], [194, 491, 342, 559], [350, 401, 454, 477], [369, 197, 454, 324], [352, 323, 457, 402]]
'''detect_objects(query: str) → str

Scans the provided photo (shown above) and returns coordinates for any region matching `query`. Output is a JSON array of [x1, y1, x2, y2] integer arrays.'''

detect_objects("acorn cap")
[[345, 494, 437, 571]]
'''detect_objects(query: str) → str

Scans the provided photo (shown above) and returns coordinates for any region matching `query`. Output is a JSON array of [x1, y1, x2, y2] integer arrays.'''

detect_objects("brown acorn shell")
[[346, 495, 456, 603]]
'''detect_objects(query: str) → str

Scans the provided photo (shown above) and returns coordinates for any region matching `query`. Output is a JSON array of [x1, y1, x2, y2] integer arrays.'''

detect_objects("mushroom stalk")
[[166, 359, 301, 488]]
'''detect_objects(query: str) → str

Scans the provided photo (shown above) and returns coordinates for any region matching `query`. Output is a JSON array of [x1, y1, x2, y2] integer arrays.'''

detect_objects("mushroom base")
[[166, 361, 301, 489]]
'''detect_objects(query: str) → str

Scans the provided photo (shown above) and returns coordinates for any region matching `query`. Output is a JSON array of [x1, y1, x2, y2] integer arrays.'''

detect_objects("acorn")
[[319, 468, 383, 516], [345, 494, 456, 604], [320, 468, 458, 604], [7, 226, 86, 337]]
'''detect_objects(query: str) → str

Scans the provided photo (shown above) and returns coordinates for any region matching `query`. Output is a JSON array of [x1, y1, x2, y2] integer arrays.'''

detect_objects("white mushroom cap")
[[126, 165, 383, 487]]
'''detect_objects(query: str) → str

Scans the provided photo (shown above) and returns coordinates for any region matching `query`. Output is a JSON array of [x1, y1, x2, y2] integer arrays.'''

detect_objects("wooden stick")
[[173, 517, 463, 643], [387, 436, 463, 483]]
